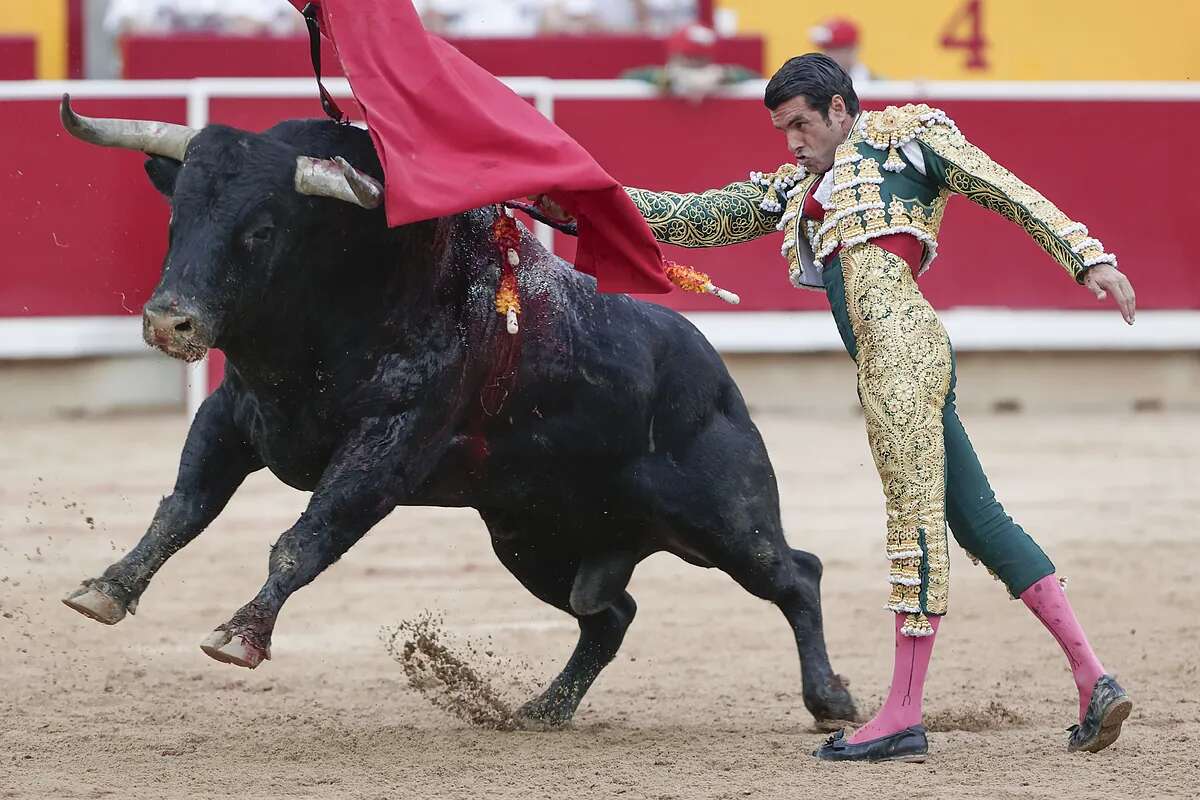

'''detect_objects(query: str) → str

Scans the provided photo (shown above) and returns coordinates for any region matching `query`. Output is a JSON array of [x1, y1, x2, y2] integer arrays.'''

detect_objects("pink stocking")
[[1020, 574, 1106, 720], [847, 613, 939, 744]]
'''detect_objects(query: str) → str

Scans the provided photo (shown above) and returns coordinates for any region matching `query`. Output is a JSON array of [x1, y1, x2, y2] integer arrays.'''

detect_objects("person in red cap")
[[622, 23, 759, 102], [810, 17, 878, 84]]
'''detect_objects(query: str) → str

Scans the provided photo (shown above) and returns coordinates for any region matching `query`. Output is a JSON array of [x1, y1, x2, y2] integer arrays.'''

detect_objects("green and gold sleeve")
[[624, 166, 801, 249], [916, 122, 1117, 283]]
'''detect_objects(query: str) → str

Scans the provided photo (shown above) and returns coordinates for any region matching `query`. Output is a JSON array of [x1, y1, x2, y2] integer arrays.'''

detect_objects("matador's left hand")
[[1084, 265, 1136, 325]]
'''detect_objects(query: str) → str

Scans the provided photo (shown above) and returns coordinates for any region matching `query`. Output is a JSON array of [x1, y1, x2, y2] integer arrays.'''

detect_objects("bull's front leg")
[[200, 415, 444, 668], [63, 388, 262, 625]]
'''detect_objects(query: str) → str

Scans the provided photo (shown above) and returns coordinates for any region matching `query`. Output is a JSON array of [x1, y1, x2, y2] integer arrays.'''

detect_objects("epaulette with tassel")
[[860, 103, 960, 173]]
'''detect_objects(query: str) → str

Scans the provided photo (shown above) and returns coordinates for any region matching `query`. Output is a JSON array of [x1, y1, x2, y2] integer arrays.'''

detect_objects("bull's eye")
[[241, 223, 275, 252]]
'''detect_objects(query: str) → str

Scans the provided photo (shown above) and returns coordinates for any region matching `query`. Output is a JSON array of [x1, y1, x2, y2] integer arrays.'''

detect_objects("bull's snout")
[[143, 299, 210, 362], [145, 308, 194, 337]]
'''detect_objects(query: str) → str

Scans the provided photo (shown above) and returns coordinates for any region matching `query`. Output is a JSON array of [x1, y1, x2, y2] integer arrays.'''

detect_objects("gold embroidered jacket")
[[625, 104, 1118, 291]]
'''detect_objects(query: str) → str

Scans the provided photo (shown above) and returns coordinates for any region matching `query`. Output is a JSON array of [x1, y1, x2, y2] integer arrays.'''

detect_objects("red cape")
[[292, 0, 673, 294]]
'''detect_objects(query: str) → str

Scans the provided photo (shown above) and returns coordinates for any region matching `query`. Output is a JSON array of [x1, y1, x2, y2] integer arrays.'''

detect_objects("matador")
[[617, 55, 1136, 762]]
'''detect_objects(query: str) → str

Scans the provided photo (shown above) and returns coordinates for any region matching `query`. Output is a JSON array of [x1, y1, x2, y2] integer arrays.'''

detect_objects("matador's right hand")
[[526, 194, 574, 225]]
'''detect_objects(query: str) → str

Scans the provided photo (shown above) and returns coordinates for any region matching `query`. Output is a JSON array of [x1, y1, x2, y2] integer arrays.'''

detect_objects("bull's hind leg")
[[649, 410, 857, 725], [484, 514, 638, 728], [678, 525, 858, 726], [647, 405, 858, 725], [703, 534, 856, 724], [518, 591, 637, 728], [63, 389, 260, 625], [783, 547, 858, 726]]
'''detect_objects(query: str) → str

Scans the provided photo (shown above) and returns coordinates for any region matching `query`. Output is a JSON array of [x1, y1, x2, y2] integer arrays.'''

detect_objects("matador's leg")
[[942, 374, 1128, 747], [838, 242, 954, 636], [815, 243, 952, 756], [943, 381, 1056, 596], [822, 244, 1129, 754]]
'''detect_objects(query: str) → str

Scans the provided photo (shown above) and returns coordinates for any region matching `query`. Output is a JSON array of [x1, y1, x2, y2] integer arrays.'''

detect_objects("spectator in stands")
[[413, 0, 544, 37], [637, 0, 699, 35], [809, 17, 879, 83], [412, 0, 696, 36], [621, 23, 758, 102], [585, 0, 643, 32], [527, 0, 696, 36], [539, 0, 603, 34], [104, 0, 304, 36]]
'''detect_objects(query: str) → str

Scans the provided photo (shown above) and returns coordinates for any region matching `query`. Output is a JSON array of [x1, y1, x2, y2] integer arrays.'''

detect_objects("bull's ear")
[[144, 156, 181, 197]]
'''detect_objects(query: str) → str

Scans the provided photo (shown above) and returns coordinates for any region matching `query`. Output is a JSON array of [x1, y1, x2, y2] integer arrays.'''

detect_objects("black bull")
[[59, 100, 857, 727]]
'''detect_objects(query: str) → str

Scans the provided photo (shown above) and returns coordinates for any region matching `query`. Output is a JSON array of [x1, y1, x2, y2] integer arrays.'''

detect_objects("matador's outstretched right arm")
[[623, 166, 806, 248]]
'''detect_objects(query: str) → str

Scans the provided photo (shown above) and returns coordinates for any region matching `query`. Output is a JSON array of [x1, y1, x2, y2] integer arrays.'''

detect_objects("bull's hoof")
[[808, 674, 860, 730], [813, 716, 859, 733], [200, 629, 269, 669], [62, 584, 131, 625], [514, 694, 576, 730]]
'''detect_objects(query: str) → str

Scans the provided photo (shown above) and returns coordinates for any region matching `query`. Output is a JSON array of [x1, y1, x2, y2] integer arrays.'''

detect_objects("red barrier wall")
[[0, 36, 36, 80], [121, 35, 764, 80], [2, 97, 184, 317], [122, 35, 340, 80], [3, 93, 1198, 322], [553, 97, 1200, 312]]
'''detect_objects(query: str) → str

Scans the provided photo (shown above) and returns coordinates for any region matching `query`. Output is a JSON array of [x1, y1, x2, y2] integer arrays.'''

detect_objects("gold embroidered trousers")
[[839, 244, 951, 636], [825, 243, 1056, 637]]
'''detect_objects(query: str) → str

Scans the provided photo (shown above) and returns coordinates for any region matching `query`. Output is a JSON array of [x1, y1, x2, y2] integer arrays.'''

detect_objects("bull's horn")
[[60, 93, 197, 161], [294, 155, 383, 209]]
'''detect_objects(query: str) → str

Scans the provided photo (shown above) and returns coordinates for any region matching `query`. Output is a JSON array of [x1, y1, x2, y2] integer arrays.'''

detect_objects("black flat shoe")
[[812, 726, 928, 763], [1068, 674, 1132, 753]]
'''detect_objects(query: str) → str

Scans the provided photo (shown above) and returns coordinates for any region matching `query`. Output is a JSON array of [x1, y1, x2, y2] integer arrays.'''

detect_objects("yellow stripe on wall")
[[720, 0, 1200, 81], [0, 1, 66, 79]]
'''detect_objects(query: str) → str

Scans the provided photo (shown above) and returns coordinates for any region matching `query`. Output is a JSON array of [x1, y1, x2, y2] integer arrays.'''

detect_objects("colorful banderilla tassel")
[[491, 205, 522, 334], [495, 270, 521, 335], [664, 261, 741, 305]]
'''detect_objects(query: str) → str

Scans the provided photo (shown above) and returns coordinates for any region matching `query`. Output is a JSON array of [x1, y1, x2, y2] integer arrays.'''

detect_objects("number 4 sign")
[[940, 0, 988, 70]]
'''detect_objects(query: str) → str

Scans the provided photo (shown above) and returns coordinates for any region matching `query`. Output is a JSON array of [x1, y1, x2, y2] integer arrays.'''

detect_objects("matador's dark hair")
[[764, 53, 860, 119]]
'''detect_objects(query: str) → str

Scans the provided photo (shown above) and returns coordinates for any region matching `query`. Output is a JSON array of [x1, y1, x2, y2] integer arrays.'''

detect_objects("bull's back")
[[499, 254, 755, 456], [447, 257, 769, 517]]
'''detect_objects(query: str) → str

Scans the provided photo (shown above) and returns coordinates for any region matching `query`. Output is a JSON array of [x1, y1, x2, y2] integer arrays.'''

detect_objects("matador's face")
[[769, 94, 854, 176]]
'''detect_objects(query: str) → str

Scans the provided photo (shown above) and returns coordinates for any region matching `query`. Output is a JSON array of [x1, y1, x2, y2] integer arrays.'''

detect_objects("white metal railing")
[[6, 308, 1195, 361], [2, 78, 1199, 417], [9, 76, 1200, 100]]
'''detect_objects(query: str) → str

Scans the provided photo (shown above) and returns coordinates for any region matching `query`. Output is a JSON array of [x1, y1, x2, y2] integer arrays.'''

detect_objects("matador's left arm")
[[912, 114, 1118, 284]]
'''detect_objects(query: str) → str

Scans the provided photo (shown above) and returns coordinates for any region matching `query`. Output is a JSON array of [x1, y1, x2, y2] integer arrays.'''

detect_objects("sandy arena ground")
[[1, 400, 1197, 798]]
